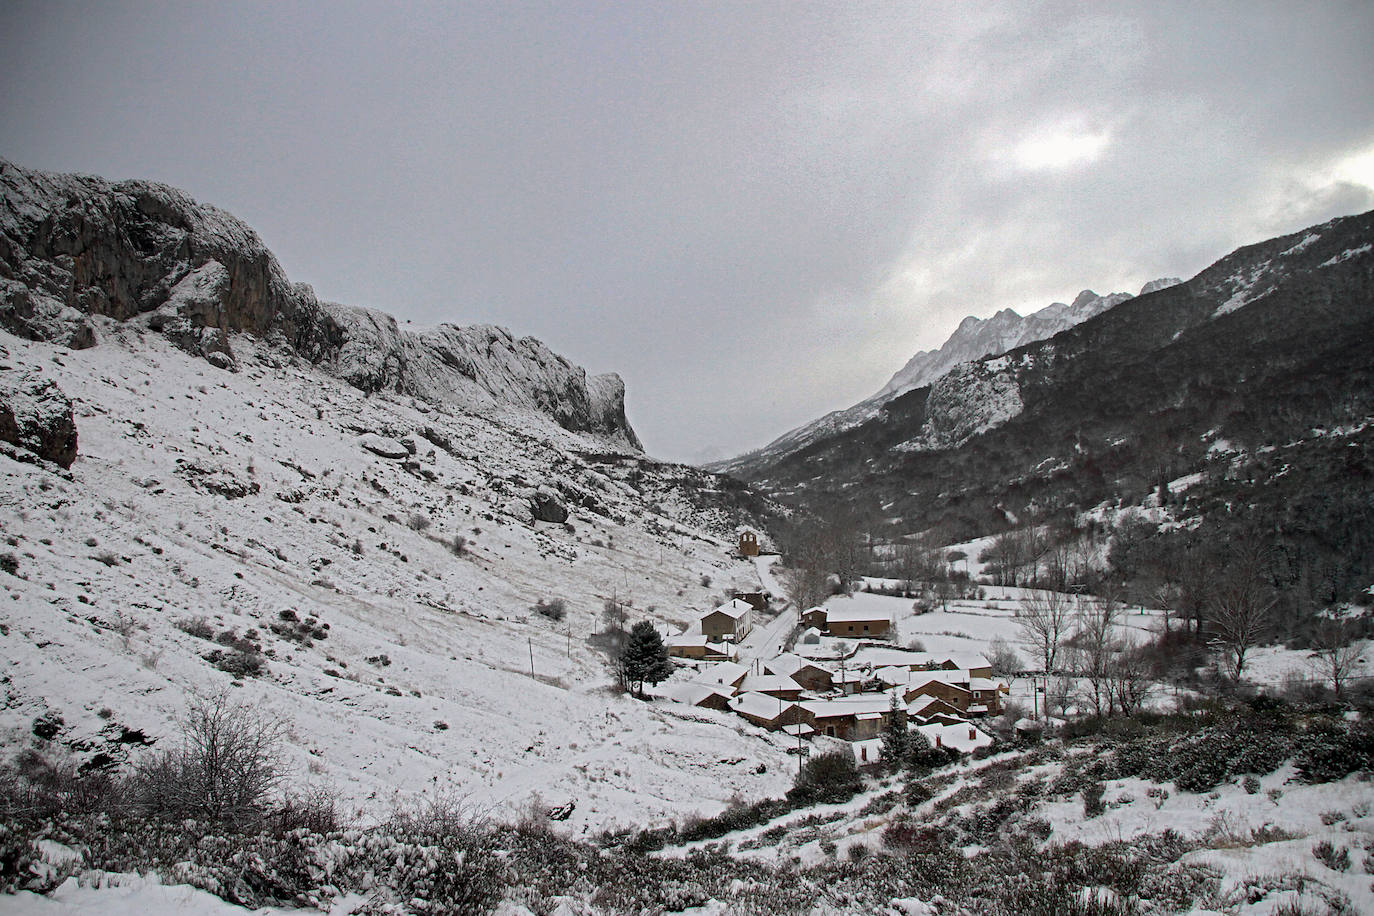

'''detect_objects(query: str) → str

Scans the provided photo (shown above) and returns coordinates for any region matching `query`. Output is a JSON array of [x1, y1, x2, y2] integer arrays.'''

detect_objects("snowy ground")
[[0, 328, 794, 835]]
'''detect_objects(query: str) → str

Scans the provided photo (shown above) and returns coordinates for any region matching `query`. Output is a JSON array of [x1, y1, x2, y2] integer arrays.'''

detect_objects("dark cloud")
[[2, 2, 1371, 462]]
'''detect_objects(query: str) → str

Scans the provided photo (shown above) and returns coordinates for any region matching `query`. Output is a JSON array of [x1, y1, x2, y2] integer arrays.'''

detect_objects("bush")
[[1313, 840, 1350, 872], [533, 598, 567, 622], [1083, 781, 1106, 818], [205, 647, 267, 678], [1295, 719, 1374, 783], [176, 616, 216, 640], [0, 553, 17, 576], [407, 513, 431, 531], [788, 749, 862, 806], [131, 693, 284, 826]]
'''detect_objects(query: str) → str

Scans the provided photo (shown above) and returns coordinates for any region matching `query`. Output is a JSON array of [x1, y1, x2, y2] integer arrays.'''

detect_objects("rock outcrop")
[[0, 368, 77, 468], [529, 487, 570, 524], [0, 160, 641, 450]]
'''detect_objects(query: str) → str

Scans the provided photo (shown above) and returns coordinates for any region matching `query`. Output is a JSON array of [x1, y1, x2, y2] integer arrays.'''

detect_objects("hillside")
[[0, 161, 796, 833], [710, 282, 1176, 478], [726, 211, 1374, 603]]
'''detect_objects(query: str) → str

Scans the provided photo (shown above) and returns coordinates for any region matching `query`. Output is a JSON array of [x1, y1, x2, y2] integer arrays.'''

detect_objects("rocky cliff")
[[0, 160, 640, 449]]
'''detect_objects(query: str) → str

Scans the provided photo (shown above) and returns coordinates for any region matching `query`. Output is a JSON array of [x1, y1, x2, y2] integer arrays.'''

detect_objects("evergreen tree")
[[879, 694, 912, 771], [619, 620, 673, 699]]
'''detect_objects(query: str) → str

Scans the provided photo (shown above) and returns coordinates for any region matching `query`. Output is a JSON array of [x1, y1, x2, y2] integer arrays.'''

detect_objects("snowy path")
[[733, 556, 796, 665]]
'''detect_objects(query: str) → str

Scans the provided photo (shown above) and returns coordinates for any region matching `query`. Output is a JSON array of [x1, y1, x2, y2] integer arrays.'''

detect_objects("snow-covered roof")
[[762, 653, 825, 678], [690, 661, 748, 687], [667, 683, 734, 707], [909, 669, 972, 687], [800, 696, 894, 719], [729, 691, 794, 722], [943, 651, 992, 670], [739, 674, 802, 694], [825, 604, 892, 624], [849, 647, 931, 668], [875, 665, 914, 686], [702, 598, 753, 621], [916, 721, 991, 753]]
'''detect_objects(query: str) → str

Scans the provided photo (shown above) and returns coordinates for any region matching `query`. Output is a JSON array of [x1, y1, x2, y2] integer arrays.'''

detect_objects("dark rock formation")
[[529, 487, 570, 524], [358, 433, 411, 460], [0, 369, 77, 468]]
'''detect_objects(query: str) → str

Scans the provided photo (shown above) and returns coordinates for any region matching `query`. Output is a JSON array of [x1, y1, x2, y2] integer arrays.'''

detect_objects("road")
[[733, 555, 797, 668]]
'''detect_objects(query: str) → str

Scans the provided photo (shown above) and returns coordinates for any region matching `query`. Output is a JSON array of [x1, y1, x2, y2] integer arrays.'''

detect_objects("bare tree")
[[1074, 597, 1119, 717], [1308, 622, 1364, 698], [1109, 643, 1154, 715], [781, 560, 828, 615], [1016, 589, 1076, 675], [987, 636, 1023, 676], [133, 692, 285, 825], [1207, 544, 1276, 682]]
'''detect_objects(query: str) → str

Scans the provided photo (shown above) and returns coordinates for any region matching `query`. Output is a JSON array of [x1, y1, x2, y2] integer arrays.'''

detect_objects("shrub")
[[176, 616, 216, 640], [0, 553, 17, 576], [1313, 840, 1350, 871], [131, 693, 284, 827], [1242, 774, 1261, 794], [407, 513, 431, 531], [788, 749, 862, 806], [1082, 781, 1106, 818], [205, 647, 267, 678], [534, 598, 567, 622], [450, 535, 467, 556], [1295, 720, 1374, 783]]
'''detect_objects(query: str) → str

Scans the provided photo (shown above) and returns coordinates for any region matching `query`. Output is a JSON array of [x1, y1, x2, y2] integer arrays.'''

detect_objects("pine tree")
[[878, 694, 912, 771], [619, 620, 673, 699]]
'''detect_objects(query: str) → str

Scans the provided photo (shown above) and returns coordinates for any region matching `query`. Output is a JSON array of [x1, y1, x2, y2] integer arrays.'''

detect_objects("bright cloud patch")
[[1332, 144, 1374, 190], [1008, 124, 1112, 172]]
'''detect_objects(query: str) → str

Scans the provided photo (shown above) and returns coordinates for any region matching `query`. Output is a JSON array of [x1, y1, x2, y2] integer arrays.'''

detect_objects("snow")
[[0, 327, 794, 837], [1320, 242, 1371, 267], [1280, 232, 1320, 256], [0, 873, 298, 915]]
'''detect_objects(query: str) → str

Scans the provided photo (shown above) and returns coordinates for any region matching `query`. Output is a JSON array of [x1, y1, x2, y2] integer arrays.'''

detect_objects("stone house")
[[699, 599, 754, 641]]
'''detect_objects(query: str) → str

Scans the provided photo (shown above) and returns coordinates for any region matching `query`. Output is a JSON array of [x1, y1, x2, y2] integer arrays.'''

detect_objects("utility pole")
[[529, 637, 535, 679]]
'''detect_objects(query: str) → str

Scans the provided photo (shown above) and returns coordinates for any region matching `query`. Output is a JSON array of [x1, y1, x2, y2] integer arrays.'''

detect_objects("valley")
[[1, 161, 1371, 916]]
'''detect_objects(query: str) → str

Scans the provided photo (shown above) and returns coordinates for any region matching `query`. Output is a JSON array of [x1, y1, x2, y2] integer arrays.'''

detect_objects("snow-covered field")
[[0, 327, 795, 835]]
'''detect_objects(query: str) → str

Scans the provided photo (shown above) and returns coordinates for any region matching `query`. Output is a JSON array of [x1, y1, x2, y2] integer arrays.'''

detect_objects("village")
[[655, 530, 1008, 764]]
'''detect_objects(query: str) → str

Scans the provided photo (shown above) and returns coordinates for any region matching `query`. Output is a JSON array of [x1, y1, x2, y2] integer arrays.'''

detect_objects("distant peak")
[[1139, 277, 1182, 295], [1070, 289, 1101, 309]]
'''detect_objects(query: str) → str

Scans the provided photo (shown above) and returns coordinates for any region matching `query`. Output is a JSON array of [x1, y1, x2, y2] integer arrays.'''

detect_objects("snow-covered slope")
[[0, 326, 792, 831], [711, 281, 1175, 475], [0, 159, 799, 832]]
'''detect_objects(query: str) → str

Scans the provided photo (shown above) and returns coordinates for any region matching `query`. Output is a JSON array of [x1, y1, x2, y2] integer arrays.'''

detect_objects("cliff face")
[[0, 160, 640, 449]]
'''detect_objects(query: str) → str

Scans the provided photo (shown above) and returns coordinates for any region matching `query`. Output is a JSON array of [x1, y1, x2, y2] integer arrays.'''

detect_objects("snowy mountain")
[[726, 209, 1374, 602], [0, 160, 639, 449], [710, 281, 1175, 476], [0, 161, 793, 832]]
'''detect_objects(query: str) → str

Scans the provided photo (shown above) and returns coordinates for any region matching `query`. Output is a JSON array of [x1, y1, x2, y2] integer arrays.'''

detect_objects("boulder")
[[358, 433, 410, 459], [0, 371, 77, 468], [529, 487, 569, 524]]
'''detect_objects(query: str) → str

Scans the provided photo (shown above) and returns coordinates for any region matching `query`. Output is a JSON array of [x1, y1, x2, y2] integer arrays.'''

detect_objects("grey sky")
[[3, 2, 1372, 462]]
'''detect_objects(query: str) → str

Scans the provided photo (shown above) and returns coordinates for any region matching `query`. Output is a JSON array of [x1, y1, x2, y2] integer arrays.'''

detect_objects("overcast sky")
[[3, 2, 1372, 462]]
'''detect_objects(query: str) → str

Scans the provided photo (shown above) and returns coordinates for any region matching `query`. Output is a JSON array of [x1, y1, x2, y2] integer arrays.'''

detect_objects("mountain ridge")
[[710, 279, 1177, 475], [0, 160, 640, 449]]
